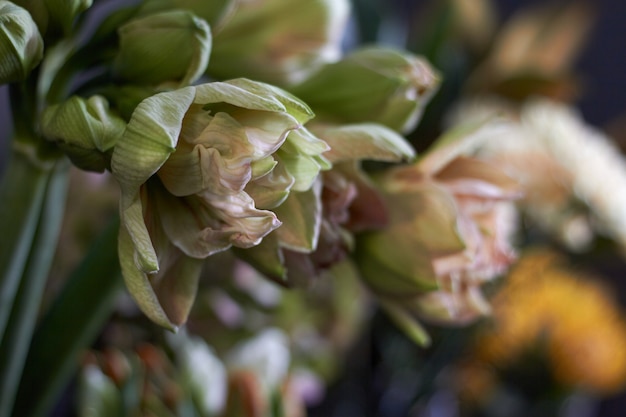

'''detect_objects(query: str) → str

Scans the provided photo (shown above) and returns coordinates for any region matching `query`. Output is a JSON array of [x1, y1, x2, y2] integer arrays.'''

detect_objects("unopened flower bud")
[[42, 95, 126, 172], [209, 0, 350, 86], [291, 47, 440, 134], [0, 1, 43, 83], [114, 9, 211, 88]]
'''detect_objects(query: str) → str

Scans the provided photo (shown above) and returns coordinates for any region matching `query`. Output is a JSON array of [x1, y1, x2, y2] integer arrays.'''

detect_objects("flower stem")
[[0, 149, 51, 344], [12, 216, 123, 417], [0, 159, 69, 417]]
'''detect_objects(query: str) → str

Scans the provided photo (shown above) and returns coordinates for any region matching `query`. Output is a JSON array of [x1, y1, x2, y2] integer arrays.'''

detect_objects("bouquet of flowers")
[[1, 0, 625, 416]]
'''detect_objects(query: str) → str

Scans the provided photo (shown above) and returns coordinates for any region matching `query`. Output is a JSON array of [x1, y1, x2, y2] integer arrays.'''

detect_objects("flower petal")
[[274, 180, 323, 252], [317, 123, 415, 163], [120, 188, 158, 273], [435, 156, 522, 199], [277, 128, 331, 192], [246, 161, 295, 210], [112, 86, 196, 201], [234, 233, 287, 282], [118, 225, 178, 331]]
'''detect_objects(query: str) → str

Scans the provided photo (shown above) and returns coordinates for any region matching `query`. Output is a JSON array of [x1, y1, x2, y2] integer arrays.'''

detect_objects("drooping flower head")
[[111, 78, 330, 330], [356, 121, 521, 345]]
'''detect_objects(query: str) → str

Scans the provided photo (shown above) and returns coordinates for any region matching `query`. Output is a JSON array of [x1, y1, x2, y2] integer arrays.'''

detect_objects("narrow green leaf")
[[12, 218, 123, 417], [0, 150, 49, 345], [0, 160, 68, 417], [379, 300, 431, 347]]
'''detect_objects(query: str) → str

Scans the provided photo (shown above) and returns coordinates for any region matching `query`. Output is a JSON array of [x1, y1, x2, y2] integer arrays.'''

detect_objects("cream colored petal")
[[246, 161, 295, 210], [157, 142, 208, 197], [208, 192, 283, 249], [156, 189, 233, 258], [435, 156, 521, 199], [418, 120, 509, 175], [274, 180, 323, 252], [237, 110, 301, 158]]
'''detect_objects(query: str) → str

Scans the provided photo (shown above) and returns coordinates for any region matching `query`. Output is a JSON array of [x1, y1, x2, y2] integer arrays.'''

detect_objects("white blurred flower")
[[227, 328, 291, 391], [169, 331, 228, 415], [448, 97, 626, 251]]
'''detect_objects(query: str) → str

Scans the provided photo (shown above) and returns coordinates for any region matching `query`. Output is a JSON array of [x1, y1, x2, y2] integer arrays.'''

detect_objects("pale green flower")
[[111, 78, 328, 330]]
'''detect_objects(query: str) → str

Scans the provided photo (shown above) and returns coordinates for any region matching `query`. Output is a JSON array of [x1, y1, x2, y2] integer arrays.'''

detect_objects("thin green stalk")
[[0, 159, 69, 417], [13, 216, 123, 417], [0, 149, 51, 344]]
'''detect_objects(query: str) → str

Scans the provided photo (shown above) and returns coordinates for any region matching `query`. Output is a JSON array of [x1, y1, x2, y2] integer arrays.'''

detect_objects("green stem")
[[13, 216, 123, 417], [0, 149, 51, 344], [0, 159, 69, 417]]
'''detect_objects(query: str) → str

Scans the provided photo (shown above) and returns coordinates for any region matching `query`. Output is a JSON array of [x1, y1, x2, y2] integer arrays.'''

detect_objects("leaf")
[[379, 299, 431, 346]]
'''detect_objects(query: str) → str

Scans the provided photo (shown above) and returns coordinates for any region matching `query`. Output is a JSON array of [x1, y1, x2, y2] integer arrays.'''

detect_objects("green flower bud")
[[291, 47, 440, 134], [208, 0, 351, 86], [114, 9, 211, 88], [0, 1, 43, 83], [42, 95, 126, 172], [9, 0, 47, 34], [110, 79, 327, 329]]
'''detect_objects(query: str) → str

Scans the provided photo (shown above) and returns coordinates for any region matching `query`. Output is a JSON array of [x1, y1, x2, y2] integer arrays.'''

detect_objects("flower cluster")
[[18, 0, 625, 415], [1, 0, 523, 339]]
